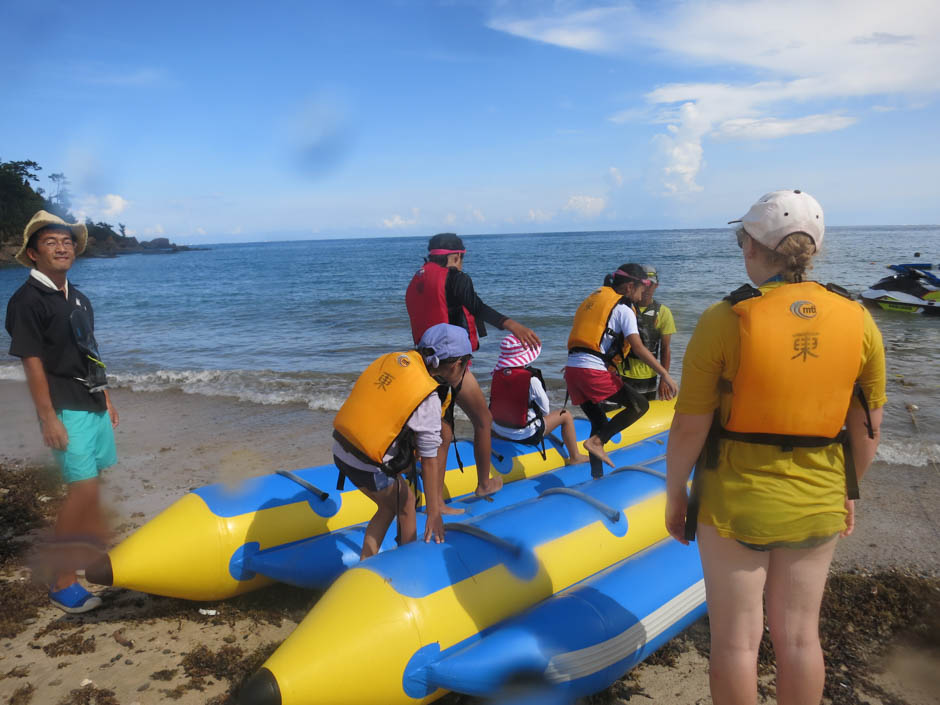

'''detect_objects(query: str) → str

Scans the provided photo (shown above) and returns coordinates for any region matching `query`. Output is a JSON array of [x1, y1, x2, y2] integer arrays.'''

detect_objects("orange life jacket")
[[333, 350, 446, 473], [722, 282, 865, 439], [567, 286, 632, 363]]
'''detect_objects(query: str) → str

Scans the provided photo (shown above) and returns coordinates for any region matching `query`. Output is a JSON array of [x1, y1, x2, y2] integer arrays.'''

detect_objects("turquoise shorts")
[[52, 409, 118, 483]]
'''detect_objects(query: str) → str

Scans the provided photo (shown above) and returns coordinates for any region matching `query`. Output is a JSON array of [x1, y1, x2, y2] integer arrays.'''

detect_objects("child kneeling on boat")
[[489, 334, 588, 465], [332, 324, 471, 559]]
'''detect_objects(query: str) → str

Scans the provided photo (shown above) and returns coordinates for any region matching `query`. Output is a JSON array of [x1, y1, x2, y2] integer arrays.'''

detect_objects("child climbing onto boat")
[[332, 323, 472, 559], [565, 263, 678, 477], [489, 334, 589, 465]]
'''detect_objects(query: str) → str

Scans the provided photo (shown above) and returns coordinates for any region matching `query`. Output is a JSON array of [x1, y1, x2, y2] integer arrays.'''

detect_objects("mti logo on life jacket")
[[789, 300, 817, 319], [396, 354, 411, 367]]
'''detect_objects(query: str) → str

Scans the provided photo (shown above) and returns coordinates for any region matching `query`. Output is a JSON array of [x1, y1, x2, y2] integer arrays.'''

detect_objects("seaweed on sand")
[[8, 683, 35, 705], [54, 683, 119, 705], [0, 578, 47, 638], [157, 640, 281, 702], [0, 460, 63, 569]]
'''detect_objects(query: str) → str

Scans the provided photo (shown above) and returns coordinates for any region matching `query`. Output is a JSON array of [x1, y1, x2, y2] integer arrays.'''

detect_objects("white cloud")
[[74, 193, 130, 221], [527, 208, 554, 222], [144, 225, 165, 236], [100, 194, 129, 216], [195, 227, 207, 236], [490, 0, 940, 194], [382, 208, 420, 229], [713, 114, 858, 140], [469, 208, 485, 223], [564, 195, 607, 218], [444, 213, 457, 226]]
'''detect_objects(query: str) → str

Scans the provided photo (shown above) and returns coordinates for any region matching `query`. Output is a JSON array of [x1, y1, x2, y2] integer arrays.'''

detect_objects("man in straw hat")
[[5, 210, 119, 613]]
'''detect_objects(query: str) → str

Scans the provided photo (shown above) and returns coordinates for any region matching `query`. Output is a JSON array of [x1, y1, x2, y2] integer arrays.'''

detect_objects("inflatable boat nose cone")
[[238, 668, 281, 705], [84, 553, 113, 586]]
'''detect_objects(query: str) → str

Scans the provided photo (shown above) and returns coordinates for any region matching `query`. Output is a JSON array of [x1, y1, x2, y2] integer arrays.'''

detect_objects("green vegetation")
[[1, 158, 187, 265]]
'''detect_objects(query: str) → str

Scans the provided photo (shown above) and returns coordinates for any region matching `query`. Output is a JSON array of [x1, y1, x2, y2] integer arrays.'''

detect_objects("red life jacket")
[[405, 262, 480, 350], [490, 366, 543, 429]]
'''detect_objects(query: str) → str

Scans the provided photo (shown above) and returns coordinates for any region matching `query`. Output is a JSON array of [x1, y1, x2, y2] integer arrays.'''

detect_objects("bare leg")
[[456, 371, 502, 496], [53, 478, 106, 590], [435, 421, 464, 515], [697, 523, 769, 705], [765, 537, 838, 705], [357, 476, 416, 560], [543, 410, 588, 464], [582, 435, 615, 468]]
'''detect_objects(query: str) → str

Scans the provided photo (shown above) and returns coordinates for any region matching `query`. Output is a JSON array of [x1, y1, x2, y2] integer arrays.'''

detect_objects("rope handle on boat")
[[445, 523, 522, 558], [276, 470, 329, 502], [610, 464, 667, 481], [539, 487, 621, 523]]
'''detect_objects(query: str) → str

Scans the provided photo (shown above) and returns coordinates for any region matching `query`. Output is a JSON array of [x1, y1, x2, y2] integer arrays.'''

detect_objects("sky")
[[2, 0, 939, 243]]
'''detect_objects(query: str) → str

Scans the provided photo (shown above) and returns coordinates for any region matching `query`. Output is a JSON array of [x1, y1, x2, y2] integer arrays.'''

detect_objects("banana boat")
[[238, 447, 693, 705], [87, 402, 674, 600]]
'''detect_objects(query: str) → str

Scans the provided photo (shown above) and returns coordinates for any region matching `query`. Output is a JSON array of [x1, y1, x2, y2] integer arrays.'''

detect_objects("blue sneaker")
[[49, 583, 102, 614]]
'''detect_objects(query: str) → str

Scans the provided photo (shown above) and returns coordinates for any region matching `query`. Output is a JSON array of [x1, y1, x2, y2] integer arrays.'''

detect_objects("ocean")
[[2, 226, 937, 469]]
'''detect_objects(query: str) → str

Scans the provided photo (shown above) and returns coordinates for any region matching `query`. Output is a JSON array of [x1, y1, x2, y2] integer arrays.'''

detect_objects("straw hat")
[[15, 210, 88, 267]]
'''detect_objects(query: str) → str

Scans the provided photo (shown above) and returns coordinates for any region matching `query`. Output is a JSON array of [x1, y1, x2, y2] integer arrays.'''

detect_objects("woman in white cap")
[[665, 191, 886, 705], [489, 334, 588, 465]]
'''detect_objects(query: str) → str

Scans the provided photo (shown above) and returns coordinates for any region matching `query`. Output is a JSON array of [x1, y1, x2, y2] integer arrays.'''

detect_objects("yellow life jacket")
[[723, 282, 865, 439], [567, 286, 633, 362], [333, 350, 444, 470]]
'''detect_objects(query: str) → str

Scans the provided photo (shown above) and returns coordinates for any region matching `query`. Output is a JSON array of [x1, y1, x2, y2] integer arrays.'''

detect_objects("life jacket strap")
[[825, 282, 854, 299], [724, 283, 763, 305], [717, 428, 844, 450]]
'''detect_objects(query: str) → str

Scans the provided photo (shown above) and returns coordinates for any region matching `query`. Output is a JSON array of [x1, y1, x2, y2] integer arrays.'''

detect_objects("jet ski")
[[861, 262, 940, 315]]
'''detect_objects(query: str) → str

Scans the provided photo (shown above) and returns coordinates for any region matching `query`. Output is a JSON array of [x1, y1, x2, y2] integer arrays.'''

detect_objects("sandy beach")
[[1, 379, 938, 704]]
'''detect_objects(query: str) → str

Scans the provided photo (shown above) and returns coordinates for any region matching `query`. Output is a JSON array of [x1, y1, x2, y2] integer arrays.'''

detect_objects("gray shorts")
[[334, 456, 396, 493]]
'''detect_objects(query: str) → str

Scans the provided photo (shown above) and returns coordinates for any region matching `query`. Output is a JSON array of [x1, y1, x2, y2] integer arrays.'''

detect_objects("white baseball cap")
[[729, 190, 824, 251]]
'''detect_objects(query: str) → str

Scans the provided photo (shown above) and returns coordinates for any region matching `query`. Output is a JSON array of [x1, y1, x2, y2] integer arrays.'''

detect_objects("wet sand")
[[1, 380, 938, 704]]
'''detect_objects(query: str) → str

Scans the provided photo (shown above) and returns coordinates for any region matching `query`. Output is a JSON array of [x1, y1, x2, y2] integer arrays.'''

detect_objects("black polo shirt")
[[5, 275, 107, 412]]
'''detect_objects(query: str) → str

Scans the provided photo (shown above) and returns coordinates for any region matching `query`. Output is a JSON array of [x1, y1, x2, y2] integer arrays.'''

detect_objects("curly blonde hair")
[[737, 228, 817, 282]]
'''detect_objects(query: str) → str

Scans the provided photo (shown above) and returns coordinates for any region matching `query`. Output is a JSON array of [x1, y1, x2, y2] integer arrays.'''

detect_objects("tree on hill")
[[0, 159, 47, 248]]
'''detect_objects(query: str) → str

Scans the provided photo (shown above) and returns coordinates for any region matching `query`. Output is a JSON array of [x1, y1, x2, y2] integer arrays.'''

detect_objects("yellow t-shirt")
[[621, 303, 677, 379], [676, 282, 887, 544]]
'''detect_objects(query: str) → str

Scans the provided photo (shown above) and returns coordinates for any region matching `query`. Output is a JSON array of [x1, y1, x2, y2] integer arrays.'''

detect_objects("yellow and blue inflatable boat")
[[87, 402, 674, 600], [237, 443, 705, 705]]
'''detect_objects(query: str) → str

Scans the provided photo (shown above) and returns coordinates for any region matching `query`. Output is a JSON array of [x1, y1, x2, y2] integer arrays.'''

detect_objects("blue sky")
[[2, 0, 938, 243]]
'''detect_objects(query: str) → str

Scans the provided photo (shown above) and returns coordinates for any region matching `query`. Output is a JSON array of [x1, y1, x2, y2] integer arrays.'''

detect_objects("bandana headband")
[[429, 248, 466, 256], [613, 269, 652, 286]]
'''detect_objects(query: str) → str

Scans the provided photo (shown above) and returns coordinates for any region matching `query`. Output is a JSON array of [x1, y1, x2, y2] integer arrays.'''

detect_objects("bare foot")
[[441, 504, 466, 515], [474, 474, 503, 497], [565, 452, 590, 466], [583, 436, 615, 468]]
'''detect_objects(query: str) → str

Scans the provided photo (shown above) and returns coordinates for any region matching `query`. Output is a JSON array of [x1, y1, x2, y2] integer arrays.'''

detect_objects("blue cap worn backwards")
[[418, 323, 472, 368]]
